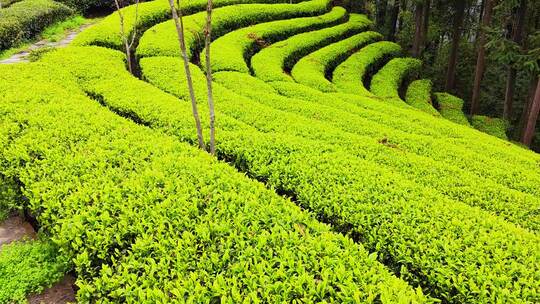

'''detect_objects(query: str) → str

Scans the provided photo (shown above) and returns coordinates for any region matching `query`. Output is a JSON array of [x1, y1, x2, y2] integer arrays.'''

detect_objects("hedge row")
[[0, 0, 73, 50], [211, 71, 540, 232], [1, 57, 425, 303], [36, 46, 540, 303], [290, 31, 382, 92], [73, 0, 307, 49], [269, 80, 540, 199], [332, 41, 402, 95], [471, 115, 509, 140], [141, 52, 540, 302], [251, 13, 372, 82], [405, 79, 440, 116], [0, 240, 69, 303], [136, 0, 331, 59], [201, 7, 347, 73], [370, 57, 422, 101], [434, 92, 472, 126]]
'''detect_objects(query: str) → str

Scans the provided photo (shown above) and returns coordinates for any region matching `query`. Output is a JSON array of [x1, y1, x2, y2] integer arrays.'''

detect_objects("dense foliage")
[[0, 240, 68, 303], [1, 0, 539, 302], [0, 0, 73, 50]]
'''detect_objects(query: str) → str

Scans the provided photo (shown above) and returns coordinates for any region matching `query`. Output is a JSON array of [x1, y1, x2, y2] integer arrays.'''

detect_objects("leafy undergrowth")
[[0, 240, 69, 304]]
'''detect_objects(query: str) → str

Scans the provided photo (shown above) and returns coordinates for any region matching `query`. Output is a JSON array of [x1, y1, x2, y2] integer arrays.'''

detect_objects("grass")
[[41, 15, 93, 42]]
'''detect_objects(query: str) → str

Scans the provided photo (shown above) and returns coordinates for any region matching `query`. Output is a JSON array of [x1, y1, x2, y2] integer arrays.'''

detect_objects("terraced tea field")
[[0, 0, 539, 302]]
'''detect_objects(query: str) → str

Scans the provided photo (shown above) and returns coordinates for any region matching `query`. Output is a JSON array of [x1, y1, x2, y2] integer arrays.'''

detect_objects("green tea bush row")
[[405, 79, 440, 116], [471, 115, 509, 140], [140, 54, 540, 302], [0, 61, 422, 303], [0, 0, 73, 50], [0, 240, 69, 303], [370, 57, 422, 101], [270, 80, 540, 197], [136, 0, 331, 59], [73, 0, 305, 49], [39, 47, 540, 303], [290, 31, 382, 92], [211, 71, 540, 232], [332, 40, 402, 95], [434, 92, 472, 126], [201, 7, 347, 73], [251, 13, 372, 82]]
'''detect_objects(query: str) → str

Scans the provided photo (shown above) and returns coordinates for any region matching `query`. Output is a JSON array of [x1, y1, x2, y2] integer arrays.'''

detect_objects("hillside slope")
[[1, 0, 539, 302]]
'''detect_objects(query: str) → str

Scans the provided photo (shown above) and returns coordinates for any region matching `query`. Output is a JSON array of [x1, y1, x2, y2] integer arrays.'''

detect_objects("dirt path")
[[0, 23, 94, 65]]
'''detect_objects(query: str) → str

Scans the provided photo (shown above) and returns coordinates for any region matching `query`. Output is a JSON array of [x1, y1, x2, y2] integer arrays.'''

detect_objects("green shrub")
[[291, 31, 382, 92], [0, 240, 69, 303], [74, 0, 308, 50], [0, 0, 73, 50], [136, 0, 331, 59], [251, 13, 372, 82], [434, 92, 472, 126], [0, 60, 423, 303], [370, 57, 422, 101], [0, 0, 22, 8], [405, 79, 440, 116], [471, 115, 509, 140], [35, 46, 540, 302], [0, 175, 22, 221], [201, 7, 347, 73], [332, 41, 402, 95]]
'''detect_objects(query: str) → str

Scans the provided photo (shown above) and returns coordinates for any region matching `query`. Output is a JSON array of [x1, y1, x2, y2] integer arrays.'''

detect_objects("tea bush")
[[291, 31, 382, 92], [34, 46, 540, 303], [333, 40, 402, 95], [251, 14, 372, 82], [405, 79, 440, 116], [0, 0, 73, 50], [201, 7, 347, 73]]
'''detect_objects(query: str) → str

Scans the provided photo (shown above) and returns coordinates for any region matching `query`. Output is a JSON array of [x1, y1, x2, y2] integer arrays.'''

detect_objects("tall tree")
[[503, 0, 527, 120], [387, 0, 400, 40], [445, 0, 466, 91], [114, 0, 140, 75], [167, 0, 206, 150], [521, 78, 540, 146], [421, 0, 430, 48], [412, 0, 425, 57], [377, 0, 389, 28], [470, 0, 494, 115], [204, 0, 216, 155]]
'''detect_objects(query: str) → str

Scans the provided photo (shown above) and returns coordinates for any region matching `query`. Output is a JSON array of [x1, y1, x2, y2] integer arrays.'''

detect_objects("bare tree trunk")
[[470, 0, 494, 115], [445, 0, 466, 91], [204, 0, 216, 155], [503, 0, 527, 120], [521, 78, 540, 146], [114, 0, 140, 75], [412, 1, 424, 57], [168, 0, 206, 150]]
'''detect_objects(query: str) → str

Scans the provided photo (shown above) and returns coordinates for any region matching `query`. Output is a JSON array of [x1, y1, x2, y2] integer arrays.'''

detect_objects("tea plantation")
[[0, 0, 539, 303]]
